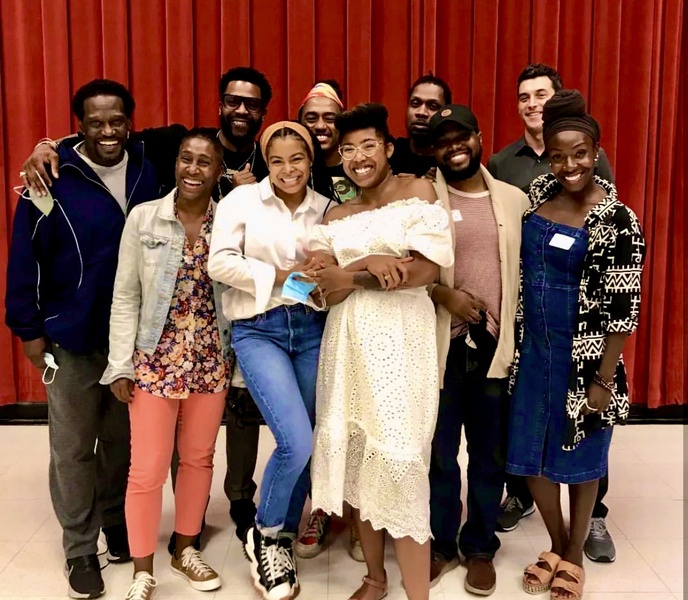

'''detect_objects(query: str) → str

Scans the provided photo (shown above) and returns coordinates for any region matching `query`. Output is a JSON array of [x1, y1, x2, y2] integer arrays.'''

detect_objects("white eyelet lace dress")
[[309, 198, 454, 543]]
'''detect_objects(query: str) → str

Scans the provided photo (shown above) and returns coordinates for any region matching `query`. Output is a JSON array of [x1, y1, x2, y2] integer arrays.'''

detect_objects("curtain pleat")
[[0, 0, 683, 406]]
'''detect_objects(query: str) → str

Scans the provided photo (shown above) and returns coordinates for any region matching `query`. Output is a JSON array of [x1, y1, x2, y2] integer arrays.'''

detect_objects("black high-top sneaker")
[[244, 526, 294, 600]]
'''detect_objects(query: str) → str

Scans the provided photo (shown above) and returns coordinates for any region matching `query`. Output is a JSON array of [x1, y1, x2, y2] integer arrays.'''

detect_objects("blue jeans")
[[429, 335, 509, 560], [231, 304, 326, 536]]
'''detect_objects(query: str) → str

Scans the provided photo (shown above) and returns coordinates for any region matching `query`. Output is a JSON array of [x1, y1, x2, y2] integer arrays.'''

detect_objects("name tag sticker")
[[451, 209, 463, 222], [549, 233, 576, 250]]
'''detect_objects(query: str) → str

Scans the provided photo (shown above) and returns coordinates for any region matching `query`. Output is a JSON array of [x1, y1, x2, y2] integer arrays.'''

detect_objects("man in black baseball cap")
[[426, 104, 529, 595]]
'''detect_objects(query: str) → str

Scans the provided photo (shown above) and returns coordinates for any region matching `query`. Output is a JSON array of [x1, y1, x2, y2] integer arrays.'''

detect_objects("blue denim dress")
[[507, 213, 612, 484]]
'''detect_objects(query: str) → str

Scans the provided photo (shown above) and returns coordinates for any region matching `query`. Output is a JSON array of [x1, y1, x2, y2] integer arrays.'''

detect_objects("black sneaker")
[[230, 499, 257, 542], [102, 523, 131, 563], [277, 532, 298, 587], [167, 517, 205, 556], [64, 554, 104, 599], [496, 495, 535, 532], [244, 526, 295, 600]]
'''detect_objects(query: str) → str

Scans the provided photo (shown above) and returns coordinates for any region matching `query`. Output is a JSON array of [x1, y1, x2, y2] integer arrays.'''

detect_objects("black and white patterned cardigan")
[[509, 174, 646, 450]]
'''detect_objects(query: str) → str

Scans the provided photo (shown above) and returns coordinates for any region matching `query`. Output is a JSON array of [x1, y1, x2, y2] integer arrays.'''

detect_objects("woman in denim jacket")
[[101, 130, 231, 600], [208, 121, 337, 600]]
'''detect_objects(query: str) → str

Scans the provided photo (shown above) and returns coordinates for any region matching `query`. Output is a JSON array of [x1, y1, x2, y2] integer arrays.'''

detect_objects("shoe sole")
[[245, 531, 294, 600], [106, 551, 132, 564], [348, 547, 365, 563], [63, 566, 104, 599], [430, 557, 460, 589], [170, 565, 221, 591], [294, 541, 325, 559], [465, 580, 496, 596], [584, 549, 616, 563], [497, 504, 537, 532]]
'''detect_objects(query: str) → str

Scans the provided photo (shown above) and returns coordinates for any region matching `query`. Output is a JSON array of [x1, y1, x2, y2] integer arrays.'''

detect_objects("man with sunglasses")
[[19, 65, 272, 550], [21, 66, 271, 198]]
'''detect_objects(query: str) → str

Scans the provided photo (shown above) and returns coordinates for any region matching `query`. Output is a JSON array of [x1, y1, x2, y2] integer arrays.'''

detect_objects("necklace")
[[216, 131, 256, 180]]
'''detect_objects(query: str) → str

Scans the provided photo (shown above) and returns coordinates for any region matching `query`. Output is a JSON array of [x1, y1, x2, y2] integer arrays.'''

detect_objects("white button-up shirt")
[[208, 176, 333, 320]]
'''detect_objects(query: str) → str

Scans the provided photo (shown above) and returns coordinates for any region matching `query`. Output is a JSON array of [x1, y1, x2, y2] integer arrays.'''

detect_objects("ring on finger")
[[384, 274, 391, 280]]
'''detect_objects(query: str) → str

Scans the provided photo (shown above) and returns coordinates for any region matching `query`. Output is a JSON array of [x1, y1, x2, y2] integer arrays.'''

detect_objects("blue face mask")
[[281, 272, 317, 304]]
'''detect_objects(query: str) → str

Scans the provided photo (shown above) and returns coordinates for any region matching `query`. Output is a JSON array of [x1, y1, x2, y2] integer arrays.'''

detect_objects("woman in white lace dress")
[[309, 104, 454, 600]]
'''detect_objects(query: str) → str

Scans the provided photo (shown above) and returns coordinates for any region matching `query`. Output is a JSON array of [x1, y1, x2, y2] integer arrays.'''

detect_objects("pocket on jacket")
[[139, 232, 170, 266]]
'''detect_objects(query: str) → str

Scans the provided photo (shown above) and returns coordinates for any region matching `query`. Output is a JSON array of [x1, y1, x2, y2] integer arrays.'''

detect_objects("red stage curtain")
[[0, 0, 684, 407]]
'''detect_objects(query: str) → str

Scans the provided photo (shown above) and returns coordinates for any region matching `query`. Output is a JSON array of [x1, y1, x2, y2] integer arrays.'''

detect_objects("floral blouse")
[[134, 205, 228, 398]]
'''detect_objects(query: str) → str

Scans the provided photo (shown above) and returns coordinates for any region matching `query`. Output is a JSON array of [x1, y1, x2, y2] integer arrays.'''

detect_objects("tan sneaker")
[[349, 521, 365, 562], [125, 572, 157, 600], [170, 546, 221, 591]]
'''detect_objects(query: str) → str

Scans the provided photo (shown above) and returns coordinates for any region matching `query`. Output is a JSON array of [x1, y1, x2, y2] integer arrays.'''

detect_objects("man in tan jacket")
[[427, 105, 529, 595]]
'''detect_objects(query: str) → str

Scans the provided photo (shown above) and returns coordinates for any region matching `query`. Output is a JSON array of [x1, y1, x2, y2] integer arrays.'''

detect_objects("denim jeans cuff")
[[256, 523, 283, 538], [462, 551, 496, 560]]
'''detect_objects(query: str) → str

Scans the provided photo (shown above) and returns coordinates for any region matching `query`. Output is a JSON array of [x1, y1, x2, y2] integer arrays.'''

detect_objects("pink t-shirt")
[[448, 185, 502, 339]]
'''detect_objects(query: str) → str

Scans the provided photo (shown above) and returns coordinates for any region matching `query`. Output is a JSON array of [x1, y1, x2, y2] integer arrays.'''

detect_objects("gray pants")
[[47, 345, 130, 559], [224, 387, 260, 502]]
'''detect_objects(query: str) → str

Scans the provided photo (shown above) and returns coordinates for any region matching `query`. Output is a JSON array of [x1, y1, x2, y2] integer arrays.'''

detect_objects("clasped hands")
[[301, 253, 414, 295]]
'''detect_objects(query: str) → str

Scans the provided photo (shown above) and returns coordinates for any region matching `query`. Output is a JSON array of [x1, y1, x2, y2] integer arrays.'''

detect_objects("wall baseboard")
[[1, 402, 685, 425]]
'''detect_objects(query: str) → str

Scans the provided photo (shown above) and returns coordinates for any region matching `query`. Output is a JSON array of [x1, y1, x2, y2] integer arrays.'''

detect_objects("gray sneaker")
[[496, 496, 535, 532], [584, 517, 616, 562]]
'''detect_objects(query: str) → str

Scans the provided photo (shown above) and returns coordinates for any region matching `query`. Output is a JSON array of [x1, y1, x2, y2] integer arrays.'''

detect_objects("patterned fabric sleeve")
[[601, 206, 646, 334], [403, 202, 455, 268]]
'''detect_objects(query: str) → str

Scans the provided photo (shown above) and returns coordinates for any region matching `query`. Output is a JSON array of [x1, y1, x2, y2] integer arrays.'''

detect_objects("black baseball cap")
[[429, 104, 480, 141]]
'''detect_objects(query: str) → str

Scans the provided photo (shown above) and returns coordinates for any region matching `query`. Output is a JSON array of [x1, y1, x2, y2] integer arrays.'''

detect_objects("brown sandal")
[[523, 551, 561, 594], [550, 561, 585, 600], [348, 572, 388, 600]]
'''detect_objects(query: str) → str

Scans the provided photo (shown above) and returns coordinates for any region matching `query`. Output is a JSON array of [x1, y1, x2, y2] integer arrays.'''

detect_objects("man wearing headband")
[[487, 64, 617, 565], [389, 73, 453, 178], [298, 80, 358, 202]]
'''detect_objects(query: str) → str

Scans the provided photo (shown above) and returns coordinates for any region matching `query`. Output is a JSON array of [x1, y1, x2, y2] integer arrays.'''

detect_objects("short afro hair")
[[179, 127, 224, 158], [218, 66, 272, 106], [517, 63, 563, 95], [71, 79, 135, 121], [335, 103, 392, 143], [408, 73, 452, 105]]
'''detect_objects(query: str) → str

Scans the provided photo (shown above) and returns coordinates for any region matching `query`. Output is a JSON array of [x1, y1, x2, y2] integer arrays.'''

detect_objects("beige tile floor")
[[0, 424, 682, 599]]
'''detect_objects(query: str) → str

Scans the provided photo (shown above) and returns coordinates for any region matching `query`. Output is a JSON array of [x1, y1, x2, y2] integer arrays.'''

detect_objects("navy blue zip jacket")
[[5, 140, 160, 354]]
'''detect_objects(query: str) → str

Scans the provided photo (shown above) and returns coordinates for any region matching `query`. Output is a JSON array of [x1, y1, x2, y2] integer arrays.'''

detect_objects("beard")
[[437, 148, 483, 182], [220, 114, 262, 147]]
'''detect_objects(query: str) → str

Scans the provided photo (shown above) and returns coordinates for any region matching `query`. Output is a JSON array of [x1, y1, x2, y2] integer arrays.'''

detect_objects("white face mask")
[[42, 352, 59, 385]]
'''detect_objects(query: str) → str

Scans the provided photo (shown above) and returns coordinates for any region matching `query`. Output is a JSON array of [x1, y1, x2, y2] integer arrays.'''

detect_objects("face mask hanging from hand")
[[42, 352, 59, 385], [281, 272, 317, 304]]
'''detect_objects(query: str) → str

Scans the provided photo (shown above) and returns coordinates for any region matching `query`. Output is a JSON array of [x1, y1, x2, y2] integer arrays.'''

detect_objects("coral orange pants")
[[125, 387, 226, 557]]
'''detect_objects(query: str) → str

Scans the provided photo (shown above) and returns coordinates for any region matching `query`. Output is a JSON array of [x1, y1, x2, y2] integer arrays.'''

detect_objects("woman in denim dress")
[[507, 91, 645, 600]]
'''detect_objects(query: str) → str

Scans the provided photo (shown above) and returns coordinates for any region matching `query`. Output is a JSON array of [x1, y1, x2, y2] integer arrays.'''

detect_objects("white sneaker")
[[170, 546, 221, 591], [125, 572, 157, 600]]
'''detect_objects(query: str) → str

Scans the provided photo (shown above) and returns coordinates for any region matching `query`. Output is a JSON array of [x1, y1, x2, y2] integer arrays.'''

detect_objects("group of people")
[[6, 63, 645, 600]]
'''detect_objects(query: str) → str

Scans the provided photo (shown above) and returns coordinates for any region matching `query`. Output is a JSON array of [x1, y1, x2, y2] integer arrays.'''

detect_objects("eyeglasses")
[[338, 140, 383, 161], [221, 94, 263, 113]]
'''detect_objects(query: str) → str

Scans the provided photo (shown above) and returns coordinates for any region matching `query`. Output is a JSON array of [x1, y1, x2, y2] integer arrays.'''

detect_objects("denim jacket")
[[100, 189, 231, 385]]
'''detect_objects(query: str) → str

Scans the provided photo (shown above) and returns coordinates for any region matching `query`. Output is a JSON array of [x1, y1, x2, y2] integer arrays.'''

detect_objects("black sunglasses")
[[221, 94, 263, 113]]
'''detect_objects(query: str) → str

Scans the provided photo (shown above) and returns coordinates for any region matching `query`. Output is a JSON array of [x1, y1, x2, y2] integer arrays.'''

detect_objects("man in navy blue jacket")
[[5, 79, 159, 599]]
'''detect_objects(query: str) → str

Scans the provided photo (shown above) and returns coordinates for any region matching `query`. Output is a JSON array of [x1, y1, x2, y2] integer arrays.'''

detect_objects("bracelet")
[[34, 138, 58, 151], [593, 372, 614, 393]]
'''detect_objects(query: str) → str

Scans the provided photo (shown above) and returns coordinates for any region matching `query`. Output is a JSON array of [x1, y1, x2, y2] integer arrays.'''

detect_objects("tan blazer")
[[433, 164, 530, 382]]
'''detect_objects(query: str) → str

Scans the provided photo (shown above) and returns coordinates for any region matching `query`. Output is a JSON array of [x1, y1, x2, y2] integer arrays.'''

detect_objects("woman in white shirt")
[[208, 121, 335, 600]]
